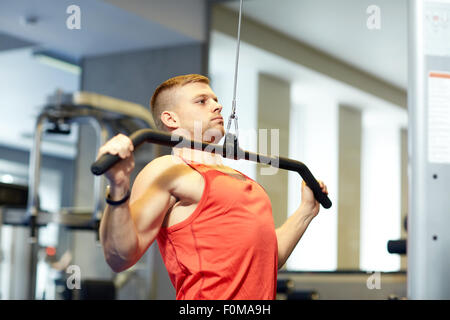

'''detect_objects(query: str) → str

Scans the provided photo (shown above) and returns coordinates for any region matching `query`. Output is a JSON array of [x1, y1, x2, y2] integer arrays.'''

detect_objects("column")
[[337, 106, 362, 270], [256, 73, 290, 229]]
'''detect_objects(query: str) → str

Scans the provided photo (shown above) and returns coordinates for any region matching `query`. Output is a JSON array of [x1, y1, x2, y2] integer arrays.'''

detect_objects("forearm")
[[99, 184, 140, 272], [275, 205, 315, 269]]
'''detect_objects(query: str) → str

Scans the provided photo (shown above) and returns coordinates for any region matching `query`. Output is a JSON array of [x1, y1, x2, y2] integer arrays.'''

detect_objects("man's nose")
[[212, 101, 222, 114]]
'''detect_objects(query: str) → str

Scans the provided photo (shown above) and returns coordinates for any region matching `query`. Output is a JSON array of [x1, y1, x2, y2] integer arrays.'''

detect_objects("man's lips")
[[211, 116, 223, 122]]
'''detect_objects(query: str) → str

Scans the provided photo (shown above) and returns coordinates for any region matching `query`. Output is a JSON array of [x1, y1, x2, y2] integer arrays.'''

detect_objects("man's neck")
[[172, 147, 223, 166]]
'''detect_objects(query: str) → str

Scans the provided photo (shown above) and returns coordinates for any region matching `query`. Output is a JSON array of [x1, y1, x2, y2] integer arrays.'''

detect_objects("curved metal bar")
[[91, 129, 332, 209]]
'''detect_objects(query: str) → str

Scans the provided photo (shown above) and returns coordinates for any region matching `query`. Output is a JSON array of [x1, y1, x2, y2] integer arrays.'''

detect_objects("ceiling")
[[0, 0, 203, 60], [0, 0, 407, 89], [223, 0, 408, 90]]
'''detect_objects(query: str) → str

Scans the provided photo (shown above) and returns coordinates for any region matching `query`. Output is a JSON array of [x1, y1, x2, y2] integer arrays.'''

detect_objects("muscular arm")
[[99, 155, 178, 272], [275, 180, 328, 270], [275, 205, 315, 270]]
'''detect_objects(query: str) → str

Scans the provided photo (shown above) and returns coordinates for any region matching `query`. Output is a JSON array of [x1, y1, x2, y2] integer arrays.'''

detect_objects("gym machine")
[[1, 90, 155, 299], [408, 0, 450, 299]]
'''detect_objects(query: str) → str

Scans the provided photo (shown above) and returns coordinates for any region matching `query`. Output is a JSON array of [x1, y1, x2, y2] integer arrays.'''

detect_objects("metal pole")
[[26, 113, 47, 300], [85, 118, 108, 223]]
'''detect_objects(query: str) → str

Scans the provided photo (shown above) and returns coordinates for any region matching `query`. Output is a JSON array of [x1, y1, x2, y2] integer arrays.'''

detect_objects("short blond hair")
[[150, 74, 210, 131]]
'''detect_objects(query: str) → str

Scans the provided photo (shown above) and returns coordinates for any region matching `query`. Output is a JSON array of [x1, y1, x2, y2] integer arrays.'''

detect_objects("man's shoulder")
[[144, 154, 185, 171], [134, 154, 187, 186], [130, 155, 187, 202]]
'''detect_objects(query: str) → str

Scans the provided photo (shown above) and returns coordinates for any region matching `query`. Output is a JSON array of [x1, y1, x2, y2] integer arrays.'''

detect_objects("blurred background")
[[0, 0, 409, 300]]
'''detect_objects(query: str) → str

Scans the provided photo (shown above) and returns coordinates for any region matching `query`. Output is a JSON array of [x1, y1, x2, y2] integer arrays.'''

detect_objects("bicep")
[[130, 185, 174, 254], [128, 156, 178, 255]]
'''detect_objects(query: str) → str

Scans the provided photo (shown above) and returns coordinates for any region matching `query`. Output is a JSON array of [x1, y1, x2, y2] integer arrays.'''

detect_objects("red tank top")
[[156, 157, 278, 300]]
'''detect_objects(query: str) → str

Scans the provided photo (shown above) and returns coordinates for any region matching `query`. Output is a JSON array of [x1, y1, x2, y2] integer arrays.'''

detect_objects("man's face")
[[172, 82, 224, 143]]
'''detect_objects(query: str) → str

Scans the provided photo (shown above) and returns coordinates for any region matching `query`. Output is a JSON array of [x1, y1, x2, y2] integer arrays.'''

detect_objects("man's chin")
[[203, 127, 224, 143]]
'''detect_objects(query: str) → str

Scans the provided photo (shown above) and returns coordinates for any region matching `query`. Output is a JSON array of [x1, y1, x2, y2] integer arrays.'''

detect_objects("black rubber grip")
[[91, 153, 121, 176], [387, 240, 407, 255], [279, 156, 332, 209], [91, 129, 178, 176]]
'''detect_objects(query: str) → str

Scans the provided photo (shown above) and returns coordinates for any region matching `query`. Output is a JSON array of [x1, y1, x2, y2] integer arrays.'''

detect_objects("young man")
[[98, 74, 328, 300]]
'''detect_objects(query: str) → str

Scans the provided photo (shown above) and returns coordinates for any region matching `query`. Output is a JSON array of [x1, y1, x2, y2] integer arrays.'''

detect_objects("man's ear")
[[160, 110, 180, 130]]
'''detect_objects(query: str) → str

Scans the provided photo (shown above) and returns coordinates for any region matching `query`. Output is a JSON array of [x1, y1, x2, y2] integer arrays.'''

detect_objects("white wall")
[[360, 110, 402, 272], [287, 91, 338, 271]]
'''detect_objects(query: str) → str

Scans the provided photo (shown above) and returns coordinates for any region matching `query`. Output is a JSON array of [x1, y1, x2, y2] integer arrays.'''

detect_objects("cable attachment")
[[224, 130, 240, 160], [224, 102, 240, 159], [225, 99, 239, 136]]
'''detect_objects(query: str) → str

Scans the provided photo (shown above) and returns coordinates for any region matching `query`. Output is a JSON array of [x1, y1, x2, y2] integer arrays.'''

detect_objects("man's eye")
[[198, 99, 206, 104]]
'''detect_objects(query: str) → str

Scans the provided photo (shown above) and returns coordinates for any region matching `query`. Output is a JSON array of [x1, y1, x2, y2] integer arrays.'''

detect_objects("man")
[[98, 74, 328, 300]]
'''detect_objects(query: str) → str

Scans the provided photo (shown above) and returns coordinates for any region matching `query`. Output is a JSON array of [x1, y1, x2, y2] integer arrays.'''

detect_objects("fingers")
[[125, 153, 135, 172], [97, 134, 134, 160], [302, 180, 328, 195], [317, 180, 328, 195]]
